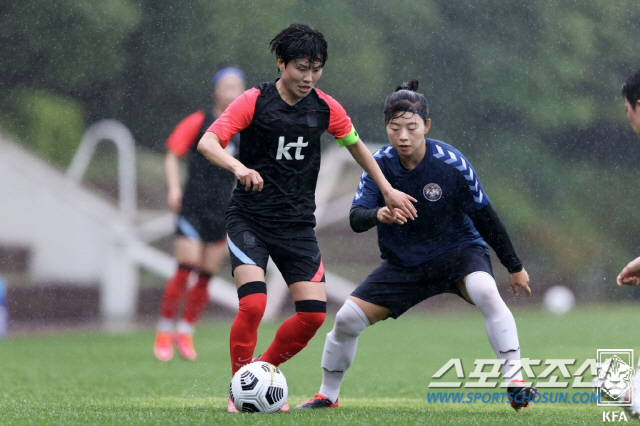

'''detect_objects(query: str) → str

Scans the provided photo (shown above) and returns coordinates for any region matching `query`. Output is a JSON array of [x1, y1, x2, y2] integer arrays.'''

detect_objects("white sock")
[[319, 299, 370, 403], [176, 320, 195, 335], [465, 271, 523, 382], [157, 317, 174, 333]]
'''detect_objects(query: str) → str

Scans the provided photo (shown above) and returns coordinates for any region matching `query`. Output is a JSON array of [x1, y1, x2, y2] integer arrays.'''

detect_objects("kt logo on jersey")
[[276, 136, 308, 160]]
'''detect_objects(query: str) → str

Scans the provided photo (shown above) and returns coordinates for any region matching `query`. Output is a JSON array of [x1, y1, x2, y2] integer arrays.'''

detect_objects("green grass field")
[[0, 304, 637, 425]]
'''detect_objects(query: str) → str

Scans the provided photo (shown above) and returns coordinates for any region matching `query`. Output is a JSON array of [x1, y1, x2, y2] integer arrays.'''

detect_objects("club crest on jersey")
[[276, 136, 308, 160], [423, 183, 442, 201]]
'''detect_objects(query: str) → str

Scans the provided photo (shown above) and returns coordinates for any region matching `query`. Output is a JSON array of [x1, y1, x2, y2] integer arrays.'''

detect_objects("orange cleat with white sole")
[[154, 331, 173, 362], [174, 333, 197, 361]]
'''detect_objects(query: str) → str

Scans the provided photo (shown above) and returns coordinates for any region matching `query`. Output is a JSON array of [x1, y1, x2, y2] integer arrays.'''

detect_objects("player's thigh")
[[270, 227, 325, 286], [351, 261, 430, 320], [456, 276, 472, 303], [174, 236, 203, 266], [289, 280, 326, 302], [200, 239, 228, 274], [226, 221, 269, 285], [348, 295, 391, 325]]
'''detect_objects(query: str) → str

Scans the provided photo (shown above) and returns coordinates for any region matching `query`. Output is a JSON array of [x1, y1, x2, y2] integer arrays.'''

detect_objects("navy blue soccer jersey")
[[353, 138, 490, 267]]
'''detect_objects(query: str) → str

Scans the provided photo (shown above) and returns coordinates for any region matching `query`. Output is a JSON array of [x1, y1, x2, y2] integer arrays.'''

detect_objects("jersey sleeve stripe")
[[207, 87, 260, 148], [166, 111, 205, 156]]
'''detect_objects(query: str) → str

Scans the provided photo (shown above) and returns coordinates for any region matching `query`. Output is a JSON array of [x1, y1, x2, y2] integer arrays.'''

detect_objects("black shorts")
[[351, 246, 493, 319], [226, 217, 325, 285], [175, 210, 227, 244]]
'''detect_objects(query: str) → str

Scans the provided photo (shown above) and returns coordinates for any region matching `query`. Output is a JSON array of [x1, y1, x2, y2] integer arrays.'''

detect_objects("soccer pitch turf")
[[0, 304, 636, 425]]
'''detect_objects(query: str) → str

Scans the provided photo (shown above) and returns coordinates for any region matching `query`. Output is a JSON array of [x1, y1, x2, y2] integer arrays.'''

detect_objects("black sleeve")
[[467, 204, 523, 273], [349, 204, 381, 233]]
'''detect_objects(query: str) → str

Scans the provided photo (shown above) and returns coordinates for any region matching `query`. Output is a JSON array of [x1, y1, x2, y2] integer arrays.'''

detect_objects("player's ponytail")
[[395, 79, 420, 92], [384, 79, 429, 125]]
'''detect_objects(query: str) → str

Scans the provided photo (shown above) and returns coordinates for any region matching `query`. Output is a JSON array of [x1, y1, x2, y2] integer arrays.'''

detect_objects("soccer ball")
[[230, 361, 288, 413], [543, 285, 575, 314]]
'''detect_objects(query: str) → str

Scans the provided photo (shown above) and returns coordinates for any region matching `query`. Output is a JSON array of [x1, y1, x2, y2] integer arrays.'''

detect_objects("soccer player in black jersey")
[[296, 80, 535, 412], [197, 24, 417, 412], [153, 67, 245, 362], [615, 66, 640, 418]]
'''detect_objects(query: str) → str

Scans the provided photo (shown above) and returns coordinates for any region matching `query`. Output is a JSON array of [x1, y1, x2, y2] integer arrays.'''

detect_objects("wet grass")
[[0, 304, 636, 425]]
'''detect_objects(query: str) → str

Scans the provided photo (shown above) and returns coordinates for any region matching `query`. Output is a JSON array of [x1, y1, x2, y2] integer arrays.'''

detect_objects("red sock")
[[182, 272, 212, 324], [230, 282, 267, 375], [159, 264, 194, 319], [260, 300, 326, 367]]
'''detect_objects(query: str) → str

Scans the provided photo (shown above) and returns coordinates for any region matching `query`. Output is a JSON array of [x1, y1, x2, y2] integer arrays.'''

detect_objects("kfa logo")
[[602, 411, 628, 422], [276, 136, 308, 160]]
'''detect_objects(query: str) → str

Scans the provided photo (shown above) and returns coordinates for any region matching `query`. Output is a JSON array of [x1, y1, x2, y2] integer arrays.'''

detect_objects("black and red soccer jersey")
[[166, 110, 239, 215], [208, 80, 356, 227]]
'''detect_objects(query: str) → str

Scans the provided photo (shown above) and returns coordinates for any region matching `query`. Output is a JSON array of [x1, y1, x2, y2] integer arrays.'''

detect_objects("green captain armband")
[[335, 125, 360, 148]]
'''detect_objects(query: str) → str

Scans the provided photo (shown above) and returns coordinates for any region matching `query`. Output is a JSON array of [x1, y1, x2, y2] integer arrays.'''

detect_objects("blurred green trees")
[[1, 0, 640, 295]]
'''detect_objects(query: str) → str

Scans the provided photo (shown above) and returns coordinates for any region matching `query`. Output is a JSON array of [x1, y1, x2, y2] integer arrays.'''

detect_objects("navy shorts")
[[175, 210, 227, 244], [351, 246, 493, 319], [226, 217, 325, 285]]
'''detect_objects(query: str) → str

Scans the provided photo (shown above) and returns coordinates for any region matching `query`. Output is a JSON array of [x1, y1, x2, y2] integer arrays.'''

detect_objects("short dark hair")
[[383, 79, 429, 125], [269, 23, 328, 69], [622, 67, 640, 111]]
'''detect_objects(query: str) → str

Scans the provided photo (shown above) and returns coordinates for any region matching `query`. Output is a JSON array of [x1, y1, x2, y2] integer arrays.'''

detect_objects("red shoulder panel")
[[207, 87, 260, 148], [166, 111, 206, 156], [315, 89, 353, 139]]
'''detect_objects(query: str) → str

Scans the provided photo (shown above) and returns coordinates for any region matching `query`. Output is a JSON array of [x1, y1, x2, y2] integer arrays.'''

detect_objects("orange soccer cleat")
[[295, 393, 339, 409], [174, 333, 197, 361], [153, 331, 173, 362]]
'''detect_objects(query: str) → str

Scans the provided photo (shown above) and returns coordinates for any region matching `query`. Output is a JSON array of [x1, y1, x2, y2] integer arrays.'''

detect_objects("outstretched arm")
[[346, 140, 417, 220], [468, 203, 531, 297], [617, 257, 640, 286]]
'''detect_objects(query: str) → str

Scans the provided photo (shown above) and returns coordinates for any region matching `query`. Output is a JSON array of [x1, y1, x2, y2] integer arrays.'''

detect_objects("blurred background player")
[[153, 67, 245, 362], [197, 24, 417, 412], [616, 66, 640, 418], [296, 80, 535, 412]]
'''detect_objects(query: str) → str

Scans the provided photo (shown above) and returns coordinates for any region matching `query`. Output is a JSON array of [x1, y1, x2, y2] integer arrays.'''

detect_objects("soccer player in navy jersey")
[[197, 24, 417, 412], [153, 67, 245, 362], [296, 80, 536, 412], [617, 67, 640, 287], [616, 66, 640, 418]]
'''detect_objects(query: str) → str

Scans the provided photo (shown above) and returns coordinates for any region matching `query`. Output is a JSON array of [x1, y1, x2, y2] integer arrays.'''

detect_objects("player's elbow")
[[196, 135, 209, 155], [349, 206, 371, 233], [197, 132, 220, 155]]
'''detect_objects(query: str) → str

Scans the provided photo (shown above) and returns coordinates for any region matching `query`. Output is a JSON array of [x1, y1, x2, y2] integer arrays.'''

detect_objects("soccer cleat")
[[154, 331, 174, 362], [295, 394, 339, 409], [227, 396, 239, 413], [174, 333, 197, 361], [507, 380, 537, 412]]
